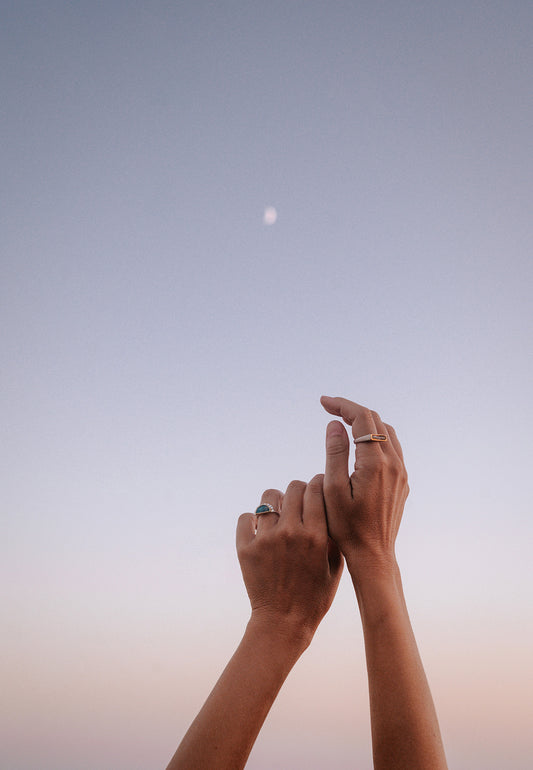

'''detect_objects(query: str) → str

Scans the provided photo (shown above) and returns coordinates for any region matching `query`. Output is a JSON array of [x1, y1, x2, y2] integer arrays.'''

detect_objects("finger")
[[302, 474, 327, 534], [279, 480, 306, 526], [324, 420, 351, 495], [260, 487, 283, 510], [385, 422, 404, 460], [236, 513, 256, 553], [321, 395, 377, 438], [367, 410, 394, 456], [256, 488, 282, 533], [322, 396, 390, 466]]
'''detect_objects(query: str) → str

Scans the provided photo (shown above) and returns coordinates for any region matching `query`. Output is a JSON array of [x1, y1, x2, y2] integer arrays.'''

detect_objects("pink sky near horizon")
[[3, 566, 532, 769]]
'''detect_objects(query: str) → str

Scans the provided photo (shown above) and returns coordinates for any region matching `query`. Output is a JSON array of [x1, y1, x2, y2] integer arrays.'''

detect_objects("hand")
[[170, 478, 343, 770], [320, 396, 409, 572], [237, 477, 343, 645]]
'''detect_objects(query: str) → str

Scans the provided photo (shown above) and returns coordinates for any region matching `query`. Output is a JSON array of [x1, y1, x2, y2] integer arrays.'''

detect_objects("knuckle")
[[262, 488, 280, 499], [386, 456, 408, 485], [305, 529, 323, 548], [254, 532, 270, 549], [307, 474, 324, 493], [361, 407, 374, 422], [253, 531, 276, 556], [286, 479, 306, 494], [387, 456, 402, 476], [277, 525, 299, 545], [285, 524, 320, 549]]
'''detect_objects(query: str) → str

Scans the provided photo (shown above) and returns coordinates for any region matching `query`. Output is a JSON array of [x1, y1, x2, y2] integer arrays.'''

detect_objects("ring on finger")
[[353, 433, 388, 444], [255, 503, 280, 515]]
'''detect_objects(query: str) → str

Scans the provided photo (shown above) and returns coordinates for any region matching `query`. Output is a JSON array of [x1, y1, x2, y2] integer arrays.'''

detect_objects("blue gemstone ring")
[[255, 503, 278, 515]]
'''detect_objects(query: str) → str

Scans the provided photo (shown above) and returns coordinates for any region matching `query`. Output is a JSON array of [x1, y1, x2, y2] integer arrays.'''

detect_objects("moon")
[[263, 206, 277, 225]]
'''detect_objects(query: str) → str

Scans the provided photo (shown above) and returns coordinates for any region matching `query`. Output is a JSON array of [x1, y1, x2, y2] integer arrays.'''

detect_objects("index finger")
[[321, 395, 377, 442]]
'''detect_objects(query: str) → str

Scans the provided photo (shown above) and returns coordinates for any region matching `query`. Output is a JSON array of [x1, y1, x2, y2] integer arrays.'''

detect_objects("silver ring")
[[353, 433, 388, 444], [255, 503, 279, 515]]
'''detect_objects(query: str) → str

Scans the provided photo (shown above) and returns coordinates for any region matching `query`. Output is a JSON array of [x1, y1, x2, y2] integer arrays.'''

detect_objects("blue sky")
[[2, 2, 533, 768]]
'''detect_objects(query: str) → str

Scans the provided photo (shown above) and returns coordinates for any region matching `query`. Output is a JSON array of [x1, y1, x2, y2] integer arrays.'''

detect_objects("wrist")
[[247, 611, 315, 655], [345, 553, 406, 630], [344, 545, 399, 584]]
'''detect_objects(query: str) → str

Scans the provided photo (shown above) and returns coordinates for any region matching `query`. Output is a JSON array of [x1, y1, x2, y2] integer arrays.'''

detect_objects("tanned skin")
[[167, 477, 343, 770], [167, 395, 447, 770], [321, 395, 448, 770]]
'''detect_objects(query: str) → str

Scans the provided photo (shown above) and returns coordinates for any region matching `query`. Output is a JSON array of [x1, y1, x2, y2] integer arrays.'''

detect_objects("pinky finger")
[[236, 512, 256, 552]]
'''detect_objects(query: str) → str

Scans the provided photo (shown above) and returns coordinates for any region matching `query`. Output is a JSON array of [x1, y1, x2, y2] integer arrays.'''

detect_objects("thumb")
[[324, 420, 350, 491]]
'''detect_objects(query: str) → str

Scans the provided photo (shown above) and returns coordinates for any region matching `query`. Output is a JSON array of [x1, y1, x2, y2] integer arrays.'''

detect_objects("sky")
[[1, 1, 532, 768]]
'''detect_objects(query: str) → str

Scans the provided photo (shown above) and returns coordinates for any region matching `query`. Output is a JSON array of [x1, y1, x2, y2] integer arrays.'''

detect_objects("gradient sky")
[[2, 2, 532, 769]]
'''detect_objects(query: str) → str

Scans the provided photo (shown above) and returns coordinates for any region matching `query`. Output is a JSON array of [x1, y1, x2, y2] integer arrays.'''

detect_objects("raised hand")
[[237, 477, 343, 646], [320, 395, 447, 770], [320, 395, 409, 574], [168, 476, 343, 770]]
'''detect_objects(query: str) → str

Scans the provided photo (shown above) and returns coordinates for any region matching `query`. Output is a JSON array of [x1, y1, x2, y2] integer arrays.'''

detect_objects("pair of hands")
[[237, 396, 409, 644], [171, 396, 445, 770]]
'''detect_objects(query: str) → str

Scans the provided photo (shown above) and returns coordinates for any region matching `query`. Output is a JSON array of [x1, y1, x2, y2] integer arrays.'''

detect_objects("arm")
[[166, 477, 343, 770], [321, 395, 448, 770], [166, 616, 308, 770]]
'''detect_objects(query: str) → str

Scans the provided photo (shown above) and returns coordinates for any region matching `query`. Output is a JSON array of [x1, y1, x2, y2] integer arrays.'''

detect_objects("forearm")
[[167, 617, 310, 770], [347, 554, 448, 770]]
